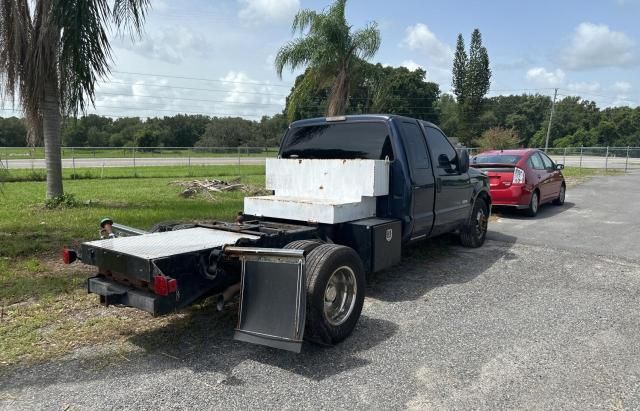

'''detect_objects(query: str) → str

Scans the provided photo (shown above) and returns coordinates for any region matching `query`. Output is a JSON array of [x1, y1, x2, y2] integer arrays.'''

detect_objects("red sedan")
[[470, 149, 566, 217]]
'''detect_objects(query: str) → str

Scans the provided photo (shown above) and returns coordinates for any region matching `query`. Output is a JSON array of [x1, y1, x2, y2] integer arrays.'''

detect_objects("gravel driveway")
[[2, 172, 639, 410]]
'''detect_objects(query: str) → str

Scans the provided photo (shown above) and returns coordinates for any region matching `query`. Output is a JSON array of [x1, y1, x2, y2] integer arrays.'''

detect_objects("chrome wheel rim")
[[531, 193, 538, 213], [324, 266, 357, 326], [474, 207, 487, 237]]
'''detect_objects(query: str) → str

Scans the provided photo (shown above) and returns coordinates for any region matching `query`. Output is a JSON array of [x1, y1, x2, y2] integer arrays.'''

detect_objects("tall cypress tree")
[[450, 29, 491, 144], [452, 34, 467, 103]]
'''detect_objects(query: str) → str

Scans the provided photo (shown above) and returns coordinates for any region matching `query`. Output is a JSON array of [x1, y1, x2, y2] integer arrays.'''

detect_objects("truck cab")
[[277, 115, 491, 244]]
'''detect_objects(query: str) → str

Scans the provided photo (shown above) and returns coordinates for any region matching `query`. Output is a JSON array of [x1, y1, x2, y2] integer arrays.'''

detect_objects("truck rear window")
[[472, 154, 521, 165], [280, 122, 393, 160]]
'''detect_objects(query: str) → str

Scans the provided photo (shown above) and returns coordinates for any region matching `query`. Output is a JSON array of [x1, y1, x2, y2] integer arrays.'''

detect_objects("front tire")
[[304, 244, 366, 345], [526, 190, 539, 217], [460, 197, 489, 248]]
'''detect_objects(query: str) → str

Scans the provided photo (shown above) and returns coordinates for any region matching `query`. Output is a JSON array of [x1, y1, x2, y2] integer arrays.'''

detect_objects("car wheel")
[[552, 184, 566, 206], [526, 190, 539, 217], [304, 244, 365, 345], [460, 197, 489, 248]]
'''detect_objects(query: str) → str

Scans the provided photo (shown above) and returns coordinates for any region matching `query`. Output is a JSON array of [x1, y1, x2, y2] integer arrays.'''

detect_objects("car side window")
[[424, 126, 458, 175], [528, 153, 545, 170], [399, 120, 432, 185], [539, 152, 554, 169]]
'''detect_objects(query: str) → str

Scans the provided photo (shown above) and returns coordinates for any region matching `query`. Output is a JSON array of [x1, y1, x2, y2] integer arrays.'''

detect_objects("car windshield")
[[280, 122, 393, 160], [472, 154, 521, 165]]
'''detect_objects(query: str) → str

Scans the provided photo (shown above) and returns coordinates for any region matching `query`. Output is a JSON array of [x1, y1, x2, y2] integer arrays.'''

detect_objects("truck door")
[[423, 125, 472, 235], [397, 120, 435, 237]]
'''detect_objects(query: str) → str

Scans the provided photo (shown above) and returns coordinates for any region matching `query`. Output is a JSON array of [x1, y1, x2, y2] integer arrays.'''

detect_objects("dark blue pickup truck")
[[64, 114, 491, 353]]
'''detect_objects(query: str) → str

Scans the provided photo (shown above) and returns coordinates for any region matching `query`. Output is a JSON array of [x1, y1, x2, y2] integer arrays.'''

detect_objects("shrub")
[[475, 127, 520, 150]]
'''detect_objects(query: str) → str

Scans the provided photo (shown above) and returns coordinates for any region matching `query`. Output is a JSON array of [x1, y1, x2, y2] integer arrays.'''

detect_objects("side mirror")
[[438, 154, 451, 169], [556, 163, 564, 170], [458, 149, 470, 173]]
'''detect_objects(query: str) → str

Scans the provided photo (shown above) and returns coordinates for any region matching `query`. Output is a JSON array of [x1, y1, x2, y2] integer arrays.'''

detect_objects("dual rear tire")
[[284, 240, 366, 346]]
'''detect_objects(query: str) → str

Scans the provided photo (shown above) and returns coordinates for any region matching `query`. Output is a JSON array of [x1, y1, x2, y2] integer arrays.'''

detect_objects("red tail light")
[[62, 248, 77, 264], [154, 276, 177, 296]]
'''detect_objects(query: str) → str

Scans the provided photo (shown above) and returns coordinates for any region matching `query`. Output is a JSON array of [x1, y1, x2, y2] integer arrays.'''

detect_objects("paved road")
[[4, 155, 640, 169], [1, 173, 639, 409], [3, 157, 267, 168]]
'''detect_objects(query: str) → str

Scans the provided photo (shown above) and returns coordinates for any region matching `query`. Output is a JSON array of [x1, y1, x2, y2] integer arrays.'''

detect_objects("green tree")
[[275, 0, 381, 120], [452, 34, 467, 104], [450, 29, 491, 144], [476, 127, 520, 150], [0, 117, 27, 146], [0, 0, 151, 198]]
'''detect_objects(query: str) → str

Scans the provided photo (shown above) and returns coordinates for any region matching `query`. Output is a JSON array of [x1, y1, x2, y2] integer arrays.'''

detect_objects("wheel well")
[[477, 191, 491, 207]]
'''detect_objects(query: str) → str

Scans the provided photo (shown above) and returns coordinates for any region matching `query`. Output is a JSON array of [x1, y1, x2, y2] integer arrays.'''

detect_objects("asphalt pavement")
[[1, 172, 639, 410]]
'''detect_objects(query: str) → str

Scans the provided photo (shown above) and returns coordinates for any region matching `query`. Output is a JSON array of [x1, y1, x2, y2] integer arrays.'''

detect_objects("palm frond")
[[112, 0, 150, 38], [274, 37, 318, 78], [55, 0, 111, 115], [350, 22, 380, 60], [291, 9, 317, 34], [287, 70, 317, 121]]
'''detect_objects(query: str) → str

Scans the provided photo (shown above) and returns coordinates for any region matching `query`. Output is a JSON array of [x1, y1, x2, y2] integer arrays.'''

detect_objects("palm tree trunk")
[[326, 67, 349, 116], [42, 82, 63, 198]]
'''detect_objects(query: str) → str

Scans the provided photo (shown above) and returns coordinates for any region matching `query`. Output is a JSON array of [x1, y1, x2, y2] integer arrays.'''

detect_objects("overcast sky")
[[6, 0, 640, 119]]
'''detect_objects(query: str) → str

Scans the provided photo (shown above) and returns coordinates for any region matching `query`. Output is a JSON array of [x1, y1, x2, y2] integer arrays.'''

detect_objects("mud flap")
[[227, 247, 306, 353]]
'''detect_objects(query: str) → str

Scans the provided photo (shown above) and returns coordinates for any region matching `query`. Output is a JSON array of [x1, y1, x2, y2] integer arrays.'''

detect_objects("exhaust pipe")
[[217, 282, 241, 311]]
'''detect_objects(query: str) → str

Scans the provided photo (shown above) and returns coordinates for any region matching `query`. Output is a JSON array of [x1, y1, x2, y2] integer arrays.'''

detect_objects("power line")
[[98, 80, 290, 97], [112, 71, 294, 88]]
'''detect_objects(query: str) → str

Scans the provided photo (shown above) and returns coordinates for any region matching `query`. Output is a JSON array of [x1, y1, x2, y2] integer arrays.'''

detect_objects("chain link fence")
[[2, 146, 639, 174]]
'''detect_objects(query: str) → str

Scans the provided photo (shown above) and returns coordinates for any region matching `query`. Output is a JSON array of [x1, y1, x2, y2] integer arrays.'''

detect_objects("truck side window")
[[399, 121, 431, 185], [425, 127, 458, 175]]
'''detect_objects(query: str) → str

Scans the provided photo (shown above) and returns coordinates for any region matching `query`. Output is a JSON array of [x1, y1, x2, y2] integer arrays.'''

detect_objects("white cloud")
[[116, 27, 212, 64], [221, 71, 286, 117], [238, 0, 300, 24], [566, 81, 601, 93], [525, 67, 565, 86], [402, 23, 453, 67], [561, 22, 637, 70], [610, 81, 632, 93], [400, 60, 423, 72]]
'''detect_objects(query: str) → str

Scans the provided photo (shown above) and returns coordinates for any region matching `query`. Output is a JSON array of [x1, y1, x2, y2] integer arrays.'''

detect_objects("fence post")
[[188, 150, 191, 176], [563, 147, 567, 166], [237, 146, 241, 180], [605, 146, 609, 172], [625, 146, 630, 173], [72, 147, 76, 179], [133, 147, 137, 177], [579, 146, 583, 171]]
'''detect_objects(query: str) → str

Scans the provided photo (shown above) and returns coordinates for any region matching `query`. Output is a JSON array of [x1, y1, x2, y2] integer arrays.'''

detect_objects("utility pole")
[[544, 88, 558, 152]]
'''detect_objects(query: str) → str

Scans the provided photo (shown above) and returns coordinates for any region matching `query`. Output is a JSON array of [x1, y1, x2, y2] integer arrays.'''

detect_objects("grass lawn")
[[0, 165, 621, 367], [0, 166, 265, 366]]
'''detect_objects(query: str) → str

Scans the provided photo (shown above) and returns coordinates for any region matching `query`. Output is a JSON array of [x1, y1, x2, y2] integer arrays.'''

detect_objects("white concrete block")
[[244, 196, 377, 224], [265, 158, 389, 201]]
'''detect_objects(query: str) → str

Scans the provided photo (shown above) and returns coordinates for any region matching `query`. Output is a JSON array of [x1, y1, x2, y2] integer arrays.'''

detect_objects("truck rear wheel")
[[460, 197, 489, 248], [283, 239, 323, 255], [304, 244, 366, 345]]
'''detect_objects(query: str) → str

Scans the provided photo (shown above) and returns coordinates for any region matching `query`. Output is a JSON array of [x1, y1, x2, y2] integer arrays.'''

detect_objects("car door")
[[539, 152, 561, 198], [423, 124, 472, 235], [528, 152, 552, 200], [397, 119, 435, 237]]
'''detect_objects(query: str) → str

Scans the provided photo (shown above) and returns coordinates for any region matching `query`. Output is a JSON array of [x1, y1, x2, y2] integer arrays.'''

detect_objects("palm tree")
[[0, 0, 150, 198], [275, 0, 380, 120]]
